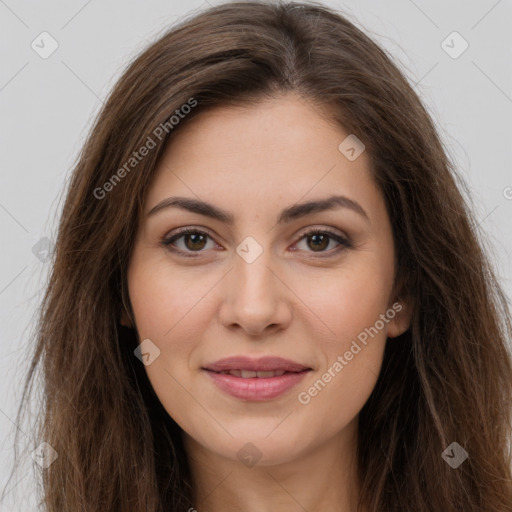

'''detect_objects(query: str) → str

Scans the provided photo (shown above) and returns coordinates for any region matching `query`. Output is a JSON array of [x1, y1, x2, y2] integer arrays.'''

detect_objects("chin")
[[186, 418, 316, 467]]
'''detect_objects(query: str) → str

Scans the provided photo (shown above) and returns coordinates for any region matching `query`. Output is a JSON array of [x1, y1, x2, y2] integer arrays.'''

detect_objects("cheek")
[[290, 256, 392, 419], [294, 340, 385, 452], [290, 254, 395, 344], [126, 258, 214, 418], [128, 254, 215, 340], [295, 289, 390, 440]]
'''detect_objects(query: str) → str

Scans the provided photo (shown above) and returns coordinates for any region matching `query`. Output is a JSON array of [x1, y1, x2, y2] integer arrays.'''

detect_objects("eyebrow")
[[147, 194, 370, 225]]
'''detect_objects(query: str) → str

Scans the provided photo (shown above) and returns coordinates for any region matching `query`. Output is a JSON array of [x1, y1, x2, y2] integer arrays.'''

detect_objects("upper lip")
[[203, 356, 311, 373]]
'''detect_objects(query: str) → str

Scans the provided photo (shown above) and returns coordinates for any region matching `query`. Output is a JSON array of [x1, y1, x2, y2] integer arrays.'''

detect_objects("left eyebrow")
[[146, 194, 370, 225]]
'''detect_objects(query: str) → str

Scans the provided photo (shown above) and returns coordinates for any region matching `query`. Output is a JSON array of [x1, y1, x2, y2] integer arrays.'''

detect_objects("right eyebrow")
[[147, 194, 370, 225]]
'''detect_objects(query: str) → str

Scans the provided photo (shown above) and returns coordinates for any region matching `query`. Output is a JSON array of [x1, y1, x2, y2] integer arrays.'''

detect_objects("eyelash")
[[160, 226, 352, 259]]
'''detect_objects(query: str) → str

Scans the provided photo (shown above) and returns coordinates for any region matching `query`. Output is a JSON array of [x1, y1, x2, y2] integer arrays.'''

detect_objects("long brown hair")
[[10, 1, 512, 510]]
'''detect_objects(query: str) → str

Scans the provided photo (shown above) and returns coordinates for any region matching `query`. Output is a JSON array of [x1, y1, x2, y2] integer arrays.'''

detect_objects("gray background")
[[1, 0, 511, 509]]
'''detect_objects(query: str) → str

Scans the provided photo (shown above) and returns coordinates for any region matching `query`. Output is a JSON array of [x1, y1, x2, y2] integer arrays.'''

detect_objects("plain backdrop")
[[1, 0, 511, 509]]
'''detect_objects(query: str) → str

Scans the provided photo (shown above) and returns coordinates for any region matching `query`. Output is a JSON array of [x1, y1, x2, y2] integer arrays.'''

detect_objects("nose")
[[218, 248, 293, 337]]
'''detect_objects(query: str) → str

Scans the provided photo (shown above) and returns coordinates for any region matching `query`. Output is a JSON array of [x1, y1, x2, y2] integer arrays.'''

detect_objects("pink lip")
[[202, 356, 312, 401], [203, 356, 310, 373]]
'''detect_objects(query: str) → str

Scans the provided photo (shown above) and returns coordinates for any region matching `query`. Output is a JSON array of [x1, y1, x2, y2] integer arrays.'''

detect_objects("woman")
[[14, 1, 512, 510]]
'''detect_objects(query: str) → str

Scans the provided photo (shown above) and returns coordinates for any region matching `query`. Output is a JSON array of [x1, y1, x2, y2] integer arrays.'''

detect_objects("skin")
[[123, 93, 411, 512]]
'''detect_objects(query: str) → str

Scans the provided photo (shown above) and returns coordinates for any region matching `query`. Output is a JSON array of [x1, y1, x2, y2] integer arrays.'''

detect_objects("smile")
[[215, 369, 287, 378], [202, 355, 312, 400]]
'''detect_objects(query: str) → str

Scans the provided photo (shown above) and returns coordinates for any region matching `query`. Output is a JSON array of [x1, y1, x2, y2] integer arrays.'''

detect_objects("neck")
[[183, 418, 363, 512]]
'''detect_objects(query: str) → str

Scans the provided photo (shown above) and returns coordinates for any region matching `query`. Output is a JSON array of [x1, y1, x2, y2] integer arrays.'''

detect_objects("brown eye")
[[182, 232, 208, 251], [161, 228, 217, 257], [295, 229, 352, 256], [306, 233, 330, 252], [161, 226, 352, 259]]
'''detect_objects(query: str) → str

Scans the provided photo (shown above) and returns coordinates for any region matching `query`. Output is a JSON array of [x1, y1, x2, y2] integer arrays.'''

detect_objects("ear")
[[386, 297, 412, 338], [120, 308, 134, 329], [386, 264, 414, 338]]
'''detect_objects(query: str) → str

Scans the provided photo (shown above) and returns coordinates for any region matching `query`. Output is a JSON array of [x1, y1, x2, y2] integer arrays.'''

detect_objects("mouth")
[[208, 369, 293, 378], [202, 356, 312, 401]]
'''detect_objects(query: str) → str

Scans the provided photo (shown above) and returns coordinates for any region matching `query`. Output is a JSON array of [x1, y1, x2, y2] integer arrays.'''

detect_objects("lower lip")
[[203, 370, 310, 401]]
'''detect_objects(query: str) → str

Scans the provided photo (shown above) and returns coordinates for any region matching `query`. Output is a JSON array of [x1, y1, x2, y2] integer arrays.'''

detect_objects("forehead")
[[163, 96, 345, 155], [143, 94, 384, 225]]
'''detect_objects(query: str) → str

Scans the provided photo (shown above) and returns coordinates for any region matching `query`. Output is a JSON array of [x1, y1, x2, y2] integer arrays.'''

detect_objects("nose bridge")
[[234, 238, 277, 307], [219, 236, 291, 335]]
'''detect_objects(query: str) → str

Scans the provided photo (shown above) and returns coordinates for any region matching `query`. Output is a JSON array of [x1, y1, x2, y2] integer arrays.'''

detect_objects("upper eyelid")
[[164, 225, 349, 249], [165, 224, 347, 239]]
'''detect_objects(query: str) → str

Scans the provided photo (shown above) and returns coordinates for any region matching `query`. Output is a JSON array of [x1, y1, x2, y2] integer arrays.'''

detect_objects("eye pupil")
[[185, 233, 207, 250], [308, 234, 329, 251]]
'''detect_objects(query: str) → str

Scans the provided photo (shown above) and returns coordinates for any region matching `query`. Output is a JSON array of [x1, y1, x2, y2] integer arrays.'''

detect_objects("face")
[[124, 93, 410, 466]]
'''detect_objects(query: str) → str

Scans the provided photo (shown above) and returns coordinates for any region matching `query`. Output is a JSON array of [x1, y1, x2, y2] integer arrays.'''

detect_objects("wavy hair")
[[10, 1, 512, 510]]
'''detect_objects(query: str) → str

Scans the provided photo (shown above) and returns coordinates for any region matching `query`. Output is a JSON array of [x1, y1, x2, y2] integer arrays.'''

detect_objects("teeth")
[[219, 370, 287, 378], [256, 370, 285, 378]]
